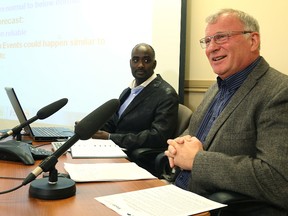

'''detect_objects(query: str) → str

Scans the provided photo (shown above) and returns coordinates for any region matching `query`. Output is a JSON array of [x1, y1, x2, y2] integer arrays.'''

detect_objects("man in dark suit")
[[165, 9, 288, 215], [94, 43, 179, 166]]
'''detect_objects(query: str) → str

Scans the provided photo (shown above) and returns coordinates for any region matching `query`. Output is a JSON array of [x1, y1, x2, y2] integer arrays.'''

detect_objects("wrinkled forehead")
[[205, 14, 244, 35]]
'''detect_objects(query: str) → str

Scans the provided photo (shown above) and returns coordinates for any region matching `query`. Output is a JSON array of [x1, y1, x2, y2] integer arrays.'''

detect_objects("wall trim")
[[184, 80, 215, 93]]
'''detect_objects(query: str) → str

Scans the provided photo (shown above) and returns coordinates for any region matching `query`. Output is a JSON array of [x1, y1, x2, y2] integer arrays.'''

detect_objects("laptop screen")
[[5, 87, 34, 136]]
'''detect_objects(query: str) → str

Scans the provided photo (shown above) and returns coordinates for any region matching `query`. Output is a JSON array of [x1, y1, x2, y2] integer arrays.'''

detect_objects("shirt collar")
[[130, 73, 157, 88], [217, 56, 261, 91]]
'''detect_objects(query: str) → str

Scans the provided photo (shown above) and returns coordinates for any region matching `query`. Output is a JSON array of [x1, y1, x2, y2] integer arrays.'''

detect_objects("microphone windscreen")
[[75, 99, 120, 140], [37, 98, 68, 119]]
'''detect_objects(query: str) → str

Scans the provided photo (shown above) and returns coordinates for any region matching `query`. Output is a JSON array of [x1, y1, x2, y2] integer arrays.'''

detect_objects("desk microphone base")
[[29, 177, 76, 200]]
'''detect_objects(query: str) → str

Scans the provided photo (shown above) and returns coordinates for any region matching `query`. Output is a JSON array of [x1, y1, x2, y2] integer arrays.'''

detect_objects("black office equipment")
[[0, 140, 34, 165], [4, 87, 74, 141], [0, 140, 52, 165]]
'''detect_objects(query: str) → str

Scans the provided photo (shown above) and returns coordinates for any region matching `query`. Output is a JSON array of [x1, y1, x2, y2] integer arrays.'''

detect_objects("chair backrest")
[[154, 104, 192, 179], [130, 103, 192, 178], [173, 104, 193, 137]]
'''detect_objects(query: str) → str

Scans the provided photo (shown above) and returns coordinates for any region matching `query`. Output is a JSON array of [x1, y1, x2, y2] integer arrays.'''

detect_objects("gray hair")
[[206, 8, 260, 33]]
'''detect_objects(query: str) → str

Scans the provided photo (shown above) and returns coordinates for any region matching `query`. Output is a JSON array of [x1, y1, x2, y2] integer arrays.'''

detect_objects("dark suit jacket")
[[185, 57, 288, 212], [102, 74, 179, 152]]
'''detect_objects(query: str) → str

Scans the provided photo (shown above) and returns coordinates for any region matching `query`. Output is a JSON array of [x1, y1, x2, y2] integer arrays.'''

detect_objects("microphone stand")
[[15, 133, 22, 141], [24, 99, 120, 200], [29, 157, 76, 199], [14, 130, 32, 144]]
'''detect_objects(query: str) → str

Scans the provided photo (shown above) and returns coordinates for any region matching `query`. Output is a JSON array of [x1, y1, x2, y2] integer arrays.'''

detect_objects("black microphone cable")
[[0, 184, 23, 195], [0, 177, 25, 195]]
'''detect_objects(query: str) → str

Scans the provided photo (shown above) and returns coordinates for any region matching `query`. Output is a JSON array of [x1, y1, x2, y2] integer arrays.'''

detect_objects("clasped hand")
[[165, 135, 203, 170]]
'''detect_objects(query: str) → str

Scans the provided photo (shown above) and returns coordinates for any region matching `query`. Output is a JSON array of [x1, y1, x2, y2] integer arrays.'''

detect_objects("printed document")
[[70, 139, 127, 158], [64, 162, 156, 182], [95, 184, 226, 216]]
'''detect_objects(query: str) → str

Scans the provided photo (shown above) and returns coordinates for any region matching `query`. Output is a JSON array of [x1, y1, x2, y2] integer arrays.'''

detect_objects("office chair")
[[208, 191, 288, 215], [129, 104, 193, 177]]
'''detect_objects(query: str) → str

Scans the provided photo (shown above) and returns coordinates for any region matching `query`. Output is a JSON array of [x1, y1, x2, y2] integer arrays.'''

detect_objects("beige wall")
[[185, 0, 288, 110]]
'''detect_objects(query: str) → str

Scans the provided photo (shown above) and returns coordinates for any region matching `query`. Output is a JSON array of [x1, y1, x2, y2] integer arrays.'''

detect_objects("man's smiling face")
[[204, 13, 258, 79]]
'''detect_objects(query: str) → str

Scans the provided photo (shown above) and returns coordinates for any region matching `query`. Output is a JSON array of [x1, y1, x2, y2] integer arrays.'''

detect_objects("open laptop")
[[5, 87, 74, 141]]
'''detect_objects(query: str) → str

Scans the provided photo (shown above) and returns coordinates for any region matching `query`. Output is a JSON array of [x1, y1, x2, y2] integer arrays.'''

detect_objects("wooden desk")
[[0, 141, 209, 216]]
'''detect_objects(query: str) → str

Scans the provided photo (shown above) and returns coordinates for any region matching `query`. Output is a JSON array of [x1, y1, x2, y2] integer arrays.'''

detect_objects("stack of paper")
[[64, 162, 156, 182], [95, 184, 227, 216], [70, 139, 127, 158]]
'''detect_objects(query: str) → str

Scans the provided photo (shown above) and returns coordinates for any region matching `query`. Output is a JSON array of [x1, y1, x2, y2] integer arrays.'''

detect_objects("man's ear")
[[250, 32, 260, 51], [153, 60, 157, 69]]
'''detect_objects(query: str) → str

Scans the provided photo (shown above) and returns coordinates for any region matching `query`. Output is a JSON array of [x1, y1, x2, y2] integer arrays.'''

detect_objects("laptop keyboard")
[[32, 127, 66, 136], [51, 141, 69, 154]]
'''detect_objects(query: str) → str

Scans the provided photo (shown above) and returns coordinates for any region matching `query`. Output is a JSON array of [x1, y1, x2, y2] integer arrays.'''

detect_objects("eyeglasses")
[[199, 31, 253, 49]]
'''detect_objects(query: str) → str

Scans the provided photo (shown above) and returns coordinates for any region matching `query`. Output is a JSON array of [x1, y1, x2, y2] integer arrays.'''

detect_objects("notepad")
[[70, 139, 127, 158]]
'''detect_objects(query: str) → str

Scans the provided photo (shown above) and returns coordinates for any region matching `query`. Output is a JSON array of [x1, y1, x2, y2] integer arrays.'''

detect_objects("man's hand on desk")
[[92, 130, 110, 140], [75, 121, 110, 140]]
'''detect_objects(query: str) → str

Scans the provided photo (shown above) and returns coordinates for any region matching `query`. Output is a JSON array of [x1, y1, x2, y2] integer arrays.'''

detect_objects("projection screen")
[[0, 0, 182, 128]]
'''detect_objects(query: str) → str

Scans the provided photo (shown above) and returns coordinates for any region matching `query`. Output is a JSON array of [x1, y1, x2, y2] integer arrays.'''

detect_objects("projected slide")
[[0, 0, 181, 127]]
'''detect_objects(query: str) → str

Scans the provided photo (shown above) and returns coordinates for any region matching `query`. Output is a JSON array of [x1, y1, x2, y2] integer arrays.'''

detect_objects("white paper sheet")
[[64, 162, 156, 182], [70, 139, 127, 158], [95, 184, 227, 216]]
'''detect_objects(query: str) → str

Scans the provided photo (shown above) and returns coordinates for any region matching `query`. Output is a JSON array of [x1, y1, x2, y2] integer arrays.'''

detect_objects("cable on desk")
[[0, 175, 25, 195], [0, 183, 24, 195], [33, 142, 51, 148], [0, 176, 25, 180]]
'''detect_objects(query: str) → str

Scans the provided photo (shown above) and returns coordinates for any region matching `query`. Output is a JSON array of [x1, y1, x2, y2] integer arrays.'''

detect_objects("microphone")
[[0, 98, 68, 140], [23, 98, 120, 200]]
